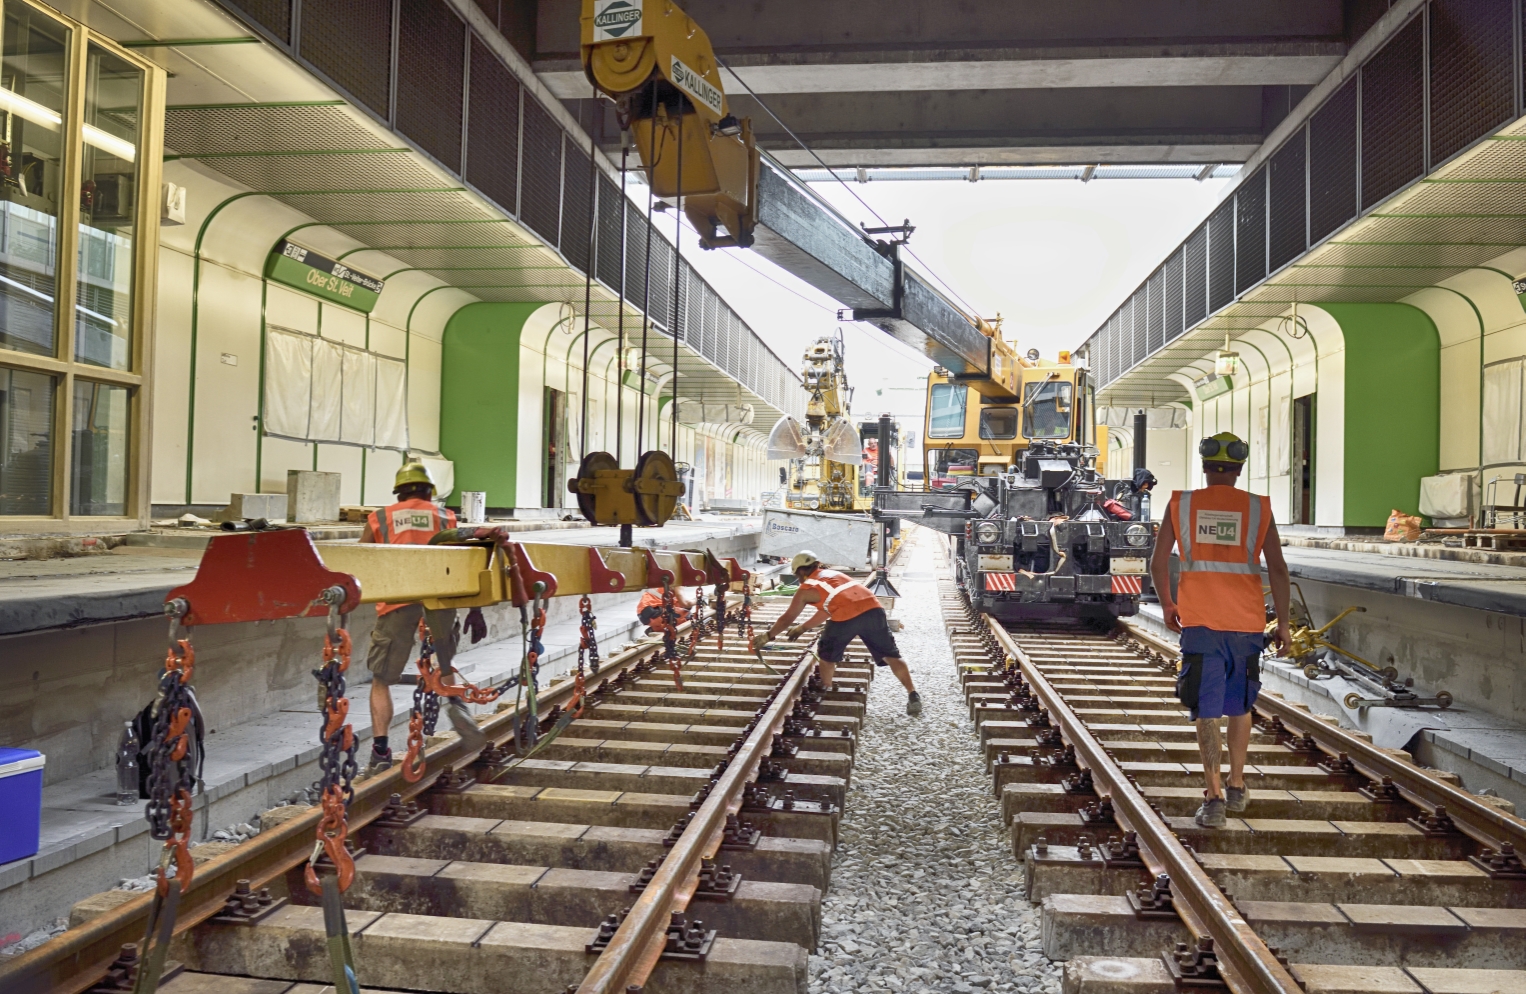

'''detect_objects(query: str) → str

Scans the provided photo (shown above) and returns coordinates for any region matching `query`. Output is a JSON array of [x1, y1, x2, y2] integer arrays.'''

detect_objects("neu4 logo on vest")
[[391, 509, 436, 535], [1194, 509, 1241, 545]]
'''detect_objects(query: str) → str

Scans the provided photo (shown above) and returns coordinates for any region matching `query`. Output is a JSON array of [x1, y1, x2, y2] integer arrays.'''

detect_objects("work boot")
[[1225, 785, 1248, 813], [446, 699, 487, 749], [1194, 796, 1227, 828], [366, 746, 393, 775], [906, 691, 923, 717]]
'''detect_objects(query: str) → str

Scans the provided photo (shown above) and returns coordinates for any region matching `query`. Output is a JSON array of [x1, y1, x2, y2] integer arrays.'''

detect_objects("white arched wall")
[[154, 159, 476, 510], [1173, 305, 1343, 525], [1404, 259, 1526, 485]]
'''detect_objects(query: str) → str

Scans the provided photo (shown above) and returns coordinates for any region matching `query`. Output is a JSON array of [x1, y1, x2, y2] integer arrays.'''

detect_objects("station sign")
[[265, 240, 385, 313]]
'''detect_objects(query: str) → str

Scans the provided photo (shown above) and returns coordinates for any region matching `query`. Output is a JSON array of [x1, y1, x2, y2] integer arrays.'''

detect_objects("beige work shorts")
[[365, 604, 459, 684]]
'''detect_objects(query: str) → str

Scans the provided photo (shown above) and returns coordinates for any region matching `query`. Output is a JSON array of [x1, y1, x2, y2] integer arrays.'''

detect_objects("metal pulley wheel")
[[1344, 692, 1363, 709], [632, 449, 684, 526], [573, 451, 620, 524]]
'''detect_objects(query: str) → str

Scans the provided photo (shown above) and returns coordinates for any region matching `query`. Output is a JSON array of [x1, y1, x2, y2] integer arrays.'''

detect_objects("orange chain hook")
[[305, 785, 355, 896], [155, 790, 194, 897], [400, 711, 427, 782]]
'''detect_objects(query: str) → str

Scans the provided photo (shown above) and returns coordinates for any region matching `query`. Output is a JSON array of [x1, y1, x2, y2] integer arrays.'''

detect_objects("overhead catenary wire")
[[716, 57, 983, 319], [580, 108, 599, 461], [615, 144, 629, 464]]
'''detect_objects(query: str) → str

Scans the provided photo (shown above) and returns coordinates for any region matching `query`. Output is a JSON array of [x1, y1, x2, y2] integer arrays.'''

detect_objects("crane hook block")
[[581, 0, 759, 249]]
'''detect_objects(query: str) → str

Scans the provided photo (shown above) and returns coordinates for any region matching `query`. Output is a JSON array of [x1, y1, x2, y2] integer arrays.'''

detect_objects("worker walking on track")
[[1149, 432, 1292, 827], [753, 551, 922, 716], [363, 462, 485, 772]]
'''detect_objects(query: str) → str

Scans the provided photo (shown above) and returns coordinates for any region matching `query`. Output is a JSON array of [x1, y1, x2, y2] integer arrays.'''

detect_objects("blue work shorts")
[[1176, 627, 1265, 721]]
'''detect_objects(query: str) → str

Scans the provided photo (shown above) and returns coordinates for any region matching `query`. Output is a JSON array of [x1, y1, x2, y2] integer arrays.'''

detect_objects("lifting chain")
[[712, 579, 727, 651], [574, 595, 598, 712], [133, 602, 203, 994], [514, 587, 549, 755], [737, 579, 755, 647], [400, 624, 442, 783], [686, 585, 707, 661], [660, 578, 684, 690], [306, 595, 357, 897]]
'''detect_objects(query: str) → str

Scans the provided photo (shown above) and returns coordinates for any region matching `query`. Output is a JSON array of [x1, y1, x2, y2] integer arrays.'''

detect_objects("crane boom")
[[580, 0, 1019, 400]]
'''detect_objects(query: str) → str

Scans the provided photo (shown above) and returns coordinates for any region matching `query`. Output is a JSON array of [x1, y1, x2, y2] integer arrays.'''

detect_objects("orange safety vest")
[[1166, 485, 1272, 633], [637, 589, 689, 631], [800, 568, 879, 624], [368, 498, 457, 615]]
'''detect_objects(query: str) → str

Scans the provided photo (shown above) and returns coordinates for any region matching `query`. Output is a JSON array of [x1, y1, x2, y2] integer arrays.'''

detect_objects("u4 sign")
[[670, 55, 724, 116], [592, 0, 642, 40]]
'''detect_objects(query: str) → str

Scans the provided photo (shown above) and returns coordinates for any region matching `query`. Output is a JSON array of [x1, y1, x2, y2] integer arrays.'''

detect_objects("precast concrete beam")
[[331, 853, 822, 949], [176, 904, 806, 994]]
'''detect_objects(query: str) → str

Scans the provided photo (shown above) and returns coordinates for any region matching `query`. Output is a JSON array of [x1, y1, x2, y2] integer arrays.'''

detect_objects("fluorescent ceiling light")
[[0, 87, 136, 161]]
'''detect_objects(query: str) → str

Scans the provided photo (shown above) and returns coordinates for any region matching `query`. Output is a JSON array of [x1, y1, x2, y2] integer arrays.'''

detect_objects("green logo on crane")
[[594, 0, 642, 38]]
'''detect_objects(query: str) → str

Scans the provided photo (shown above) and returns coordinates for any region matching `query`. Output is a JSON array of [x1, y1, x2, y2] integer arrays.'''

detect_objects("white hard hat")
[[790, 551, 820, 573]]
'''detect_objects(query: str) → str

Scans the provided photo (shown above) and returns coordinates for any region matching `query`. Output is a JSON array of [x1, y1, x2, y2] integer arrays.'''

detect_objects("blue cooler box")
[[0, 748, 44, 865]]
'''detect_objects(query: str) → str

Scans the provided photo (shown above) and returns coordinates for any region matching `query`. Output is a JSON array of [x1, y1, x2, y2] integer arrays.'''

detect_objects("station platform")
[[1280, 542, 1526, 618], [0, 516, 766, 951]]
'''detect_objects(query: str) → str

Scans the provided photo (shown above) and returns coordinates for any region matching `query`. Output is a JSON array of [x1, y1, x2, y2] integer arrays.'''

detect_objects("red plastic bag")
[[1384, 509, 1421, 542]]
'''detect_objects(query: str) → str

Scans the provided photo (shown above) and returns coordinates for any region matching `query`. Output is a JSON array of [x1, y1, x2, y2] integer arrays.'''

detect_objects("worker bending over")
[[637, 585, 692, 634], [753, 551, 922, 716], [1149, 432, 1291, 827], [363, 462, 489, 773]]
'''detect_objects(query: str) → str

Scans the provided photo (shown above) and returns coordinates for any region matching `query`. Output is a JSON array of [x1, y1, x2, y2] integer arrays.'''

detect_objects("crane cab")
[[922, 358, 1105, 489]]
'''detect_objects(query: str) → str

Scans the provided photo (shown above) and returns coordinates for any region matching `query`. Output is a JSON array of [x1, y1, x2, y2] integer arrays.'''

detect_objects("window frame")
[[927, 381, 969, 439], [0, 2, 163, 530]]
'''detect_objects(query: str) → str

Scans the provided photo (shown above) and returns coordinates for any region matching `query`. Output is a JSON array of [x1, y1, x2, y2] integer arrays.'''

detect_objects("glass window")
[[0, 6, 69, 359], [928, 382, 968, 438], [0, 365, 54, 513], [929, 447, 978, 488], [70, 379, 127, 514], [979, 407, 1018, 439], [1023, 380, 1074, 439], [75, 45, 142, 370]]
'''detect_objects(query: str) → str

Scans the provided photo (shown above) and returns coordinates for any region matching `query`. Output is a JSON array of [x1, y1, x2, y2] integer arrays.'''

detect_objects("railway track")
[[939, 562, 1526, 994], [1, 597, 876, 994]]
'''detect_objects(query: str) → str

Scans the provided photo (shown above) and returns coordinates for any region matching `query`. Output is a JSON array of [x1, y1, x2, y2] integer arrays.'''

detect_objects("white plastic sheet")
[[263, 329, 311, 438], [375, 357, 408, 449], [309, 339, 344, 441], [1482, 359, 1522, 465], [341, 348, 376, 445]]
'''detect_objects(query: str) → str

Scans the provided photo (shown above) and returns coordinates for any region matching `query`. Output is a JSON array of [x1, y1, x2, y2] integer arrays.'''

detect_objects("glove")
[[750, 634, 772, 653], [464, 607, 488, 644], [786, 624, 805, 641]]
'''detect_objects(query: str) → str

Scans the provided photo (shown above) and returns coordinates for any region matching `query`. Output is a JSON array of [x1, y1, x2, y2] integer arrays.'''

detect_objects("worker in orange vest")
[[1149, 432, 1292, 828], [363, 461, 492, 772], [637, 586, 692, 634], [753, 551, 922, 716]]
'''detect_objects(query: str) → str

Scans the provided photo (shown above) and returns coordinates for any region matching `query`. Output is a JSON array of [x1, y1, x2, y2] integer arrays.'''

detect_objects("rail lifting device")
[[122, 526, 749, 994]]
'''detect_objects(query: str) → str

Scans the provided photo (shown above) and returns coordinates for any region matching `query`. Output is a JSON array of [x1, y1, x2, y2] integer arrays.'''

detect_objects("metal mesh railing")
[[519, 98, 563, 249], [395, 0, 466, 173], [1236, 166, 1267, 294], [465, 36, 519, 217], [1268, 139, 1306, 274], [1164, 248, 1184, 343], [1362, 16, 1426, 210], [1184, 224, 1208, 328], [1207, 200, 1235, 313], [299, 0, 392, 117], [1309, 77, 1358, 244], [1429, 0, 1515, 167]]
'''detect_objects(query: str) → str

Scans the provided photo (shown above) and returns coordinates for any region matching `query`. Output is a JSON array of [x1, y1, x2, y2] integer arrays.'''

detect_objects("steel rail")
[[576, 641, 817, 994], [0, 605, 736, 994], [985, 617, 1302, 994], [1119, 618, 1526, 852]]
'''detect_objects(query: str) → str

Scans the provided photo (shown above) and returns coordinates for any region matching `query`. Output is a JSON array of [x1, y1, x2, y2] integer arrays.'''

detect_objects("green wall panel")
[[1321, 303, 1440, 526], [440, 302, 542, 507]]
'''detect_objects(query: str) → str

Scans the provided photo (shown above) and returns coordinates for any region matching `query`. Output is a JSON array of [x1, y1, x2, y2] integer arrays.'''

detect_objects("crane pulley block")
[[582, 0, 759, 248], [569, 449, 685, 527]]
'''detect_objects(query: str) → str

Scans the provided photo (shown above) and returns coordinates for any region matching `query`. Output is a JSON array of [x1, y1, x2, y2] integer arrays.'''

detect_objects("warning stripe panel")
[[1111, 574, 1142, 595], [984, 572, 1016, 591]]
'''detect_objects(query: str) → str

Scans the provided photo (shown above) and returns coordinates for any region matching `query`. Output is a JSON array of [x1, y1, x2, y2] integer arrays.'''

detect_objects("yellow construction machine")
[[765, 334, 878, 513]]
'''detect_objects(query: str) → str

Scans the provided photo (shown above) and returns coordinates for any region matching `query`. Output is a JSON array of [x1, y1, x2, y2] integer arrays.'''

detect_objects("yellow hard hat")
[[790, 551, 820, 573], [1199, 431, 1249, 465], [394, 461, 436, 494]]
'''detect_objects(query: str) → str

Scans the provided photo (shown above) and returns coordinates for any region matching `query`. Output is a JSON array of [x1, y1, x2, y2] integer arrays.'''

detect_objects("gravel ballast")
[[808, 528, 1061, 994]]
